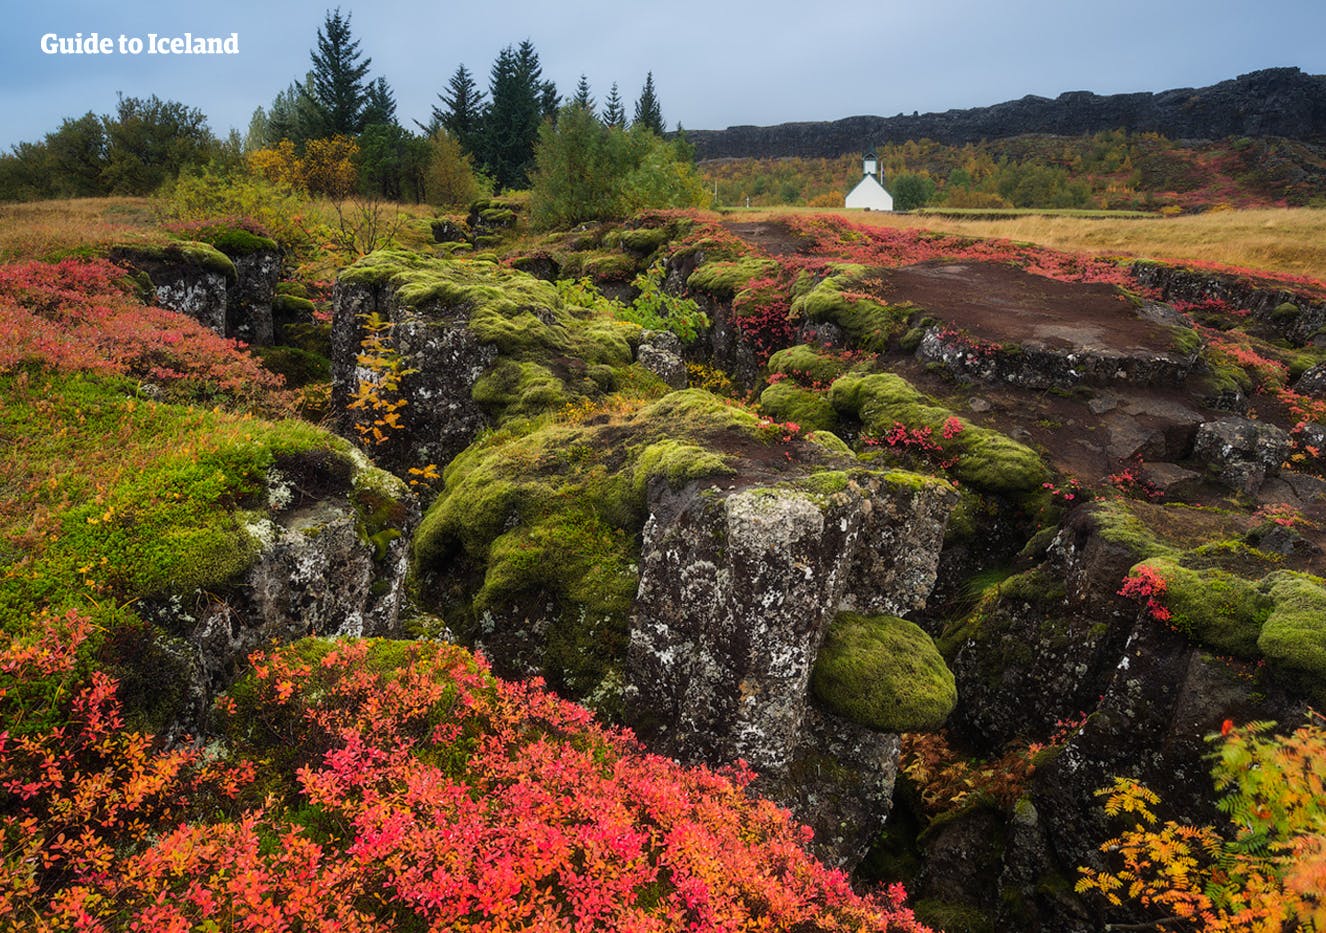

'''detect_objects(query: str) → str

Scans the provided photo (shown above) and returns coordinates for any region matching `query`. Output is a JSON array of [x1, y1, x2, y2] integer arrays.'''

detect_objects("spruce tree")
[[633, 72, 664, 135], [571, 75, 594, 111], [361, 76, 397, 127], [479, 40, 550, 190], [425, 64, 487, 151], [304, 8, 371, 135], [601, 83, 626, 128]]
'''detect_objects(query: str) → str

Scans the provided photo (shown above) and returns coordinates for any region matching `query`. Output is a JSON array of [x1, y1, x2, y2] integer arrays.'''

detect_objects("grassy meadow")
[[732, 205, 1326, 281]]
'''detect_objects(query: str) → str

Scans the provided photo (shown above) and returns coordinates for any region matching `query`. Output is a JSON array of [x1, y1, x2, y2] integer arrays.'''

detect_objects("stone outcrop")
[[627, 470, 955, 865], [140, 448, 415, 734], [331, 274, 498, 475], [1133, 261, 1326, 346], [1192, 416, 1292, 493], [915, 302, 1198, 390], [110, 240, 284, 345], [687, 68, 1326, 160], [636, 330, 688, 389], [226, 249, 282, 345]]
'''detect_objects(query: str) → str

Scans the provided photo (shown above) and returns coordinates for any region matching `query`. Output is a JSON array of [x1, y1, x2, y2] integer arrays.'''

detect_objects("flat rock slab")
[[884, 261, 1181, 355]]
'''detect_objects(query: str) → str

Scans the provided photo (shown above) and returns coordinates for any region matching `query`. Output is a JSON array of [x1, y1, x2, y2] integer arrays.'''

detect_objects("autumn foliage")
[[1077, 715, 1326, 930], [0, 258, 287, 409], [0, 614, 930, 931]]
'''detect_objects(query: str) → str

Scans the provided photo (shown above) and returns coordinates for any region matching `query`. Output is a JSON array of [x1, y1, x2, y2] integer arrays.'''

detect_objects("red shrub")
[[0, 258, 289, 411], [0, 622, 930, 932]]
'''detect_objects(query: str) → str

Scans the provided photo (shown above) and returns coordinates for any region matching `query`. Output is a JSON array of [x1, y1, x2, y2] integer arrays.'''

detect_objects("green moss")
[[686, 257, 778, 298], [581, 251, 639, 282], [766, 344, 852, 386], [619, 227, 668, 253], [282, 321, 332, 357], [341, 250, 642, 425], [276, 281, 309, 299], [830, 373, 1047, 494], [1272, 301, 1301, 322], [1138, 558, 1271, 657], [471, 360, 570, 419], [413, 390, 759, 704], [1257, 572, 1326, 704], [1168, 324, 1203, 357], [633, 440, 732, 497], [273, 293, 317, 317], [0, 370, 358, 634], [193, 228, 280, 257], [805, 430, 852, 456], [114, 240, 237, 280], [811, 612, 956, 732], [790, 272, 908, 352], [758, 381, 838, 433], [253, 346, 330, 388], [1090, 499, 1179, 561]]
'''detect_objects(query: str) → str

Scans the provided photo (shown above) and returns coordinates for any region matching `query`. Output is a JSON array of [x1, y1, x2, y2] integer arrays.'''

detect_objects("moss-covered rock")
[[413, 389, 757, 704], [759, 381, 838, 433], [687, 257, 779, 298], [767, 344, 855, 386], [830, 372, 1048, 494], [790, 270, 908, 352], [812, 612, 956, 732], [1257, 572, 1326, 704]]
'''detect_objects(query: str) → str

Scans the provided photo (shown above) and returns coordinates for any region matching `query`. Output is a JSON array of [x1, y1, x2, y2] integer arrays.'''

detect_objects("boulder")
[[1192, 416, 1291, 493], [636, 330, 688, 389]]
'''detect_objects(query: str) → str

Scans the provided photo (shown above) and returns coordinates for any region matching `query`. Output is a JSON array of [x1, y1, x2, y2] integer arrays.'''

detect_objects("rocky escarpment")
[[687, 67, 1326, 160], [1132, 260, 1326, 346], [925, 498, 1320, 930], [628, 469, 955, 865]]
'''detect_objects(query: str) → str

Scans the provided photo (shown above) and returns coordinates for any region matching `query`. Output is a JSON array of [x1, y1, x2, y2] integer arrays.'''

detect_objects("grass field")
[[729, 205, 1326, 281], [4, 197, 1326, 285]]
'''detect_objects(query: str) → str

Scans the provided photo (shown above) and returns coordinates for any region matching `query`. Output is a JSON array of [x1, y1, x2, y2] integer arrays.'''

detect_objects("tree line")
[[0, 7, 684, 211]]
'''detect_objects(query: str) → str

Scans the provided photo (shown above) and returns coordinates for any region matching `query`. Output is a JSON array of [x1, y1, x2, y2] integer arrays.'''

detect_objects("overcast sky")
[[3, 0, 1325, 151]]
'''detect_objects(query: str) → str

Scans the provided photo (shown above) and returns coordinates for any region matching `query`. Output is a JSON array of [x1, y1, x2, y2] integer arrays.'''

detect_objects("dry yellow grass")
[[734, 206, 1326, 283], [0, 197, 169, 263]]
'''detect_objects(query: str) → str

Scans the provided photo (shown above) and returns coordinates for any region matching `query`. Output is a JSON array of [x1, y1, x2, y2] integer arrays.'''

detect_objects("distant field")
[[0, 197, 165, 262], [912, 207, 1159, 220], [730, 205, 1326, 281]]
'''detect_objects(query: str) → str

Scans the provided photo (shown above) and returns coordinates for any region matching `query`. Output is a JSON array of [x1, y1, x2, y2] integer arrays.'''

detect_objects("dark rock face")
[[915, 304, 1197, 391], [687, 68, 1326, 160], [226, 250, 282, 345], [330, 278, 497, 475], [941, 503, 1301, 930], [1296, 360, 1326, 396], [627, 470, 955, 866], [110, 244, 284, 345], [1192, 416, 1292, 493], [1133, 261, 1326, 346]]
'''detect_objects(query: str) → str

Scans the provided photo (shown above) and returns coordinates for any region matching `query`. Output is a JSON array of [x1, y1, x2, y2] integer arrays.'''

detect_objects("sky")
[[3, 0, 1326, 151]]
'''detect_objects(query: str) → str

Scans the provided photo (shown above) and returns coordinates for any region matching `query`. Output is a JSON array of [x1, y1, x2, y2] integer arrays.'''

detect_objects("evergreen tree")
[[304, 8, 371, 135], [601, 83, 626, 128], [571, 75, 594, 111], [425, 64, 487, 150], [362, 76, 398, 127], [479, 40, 550, 190], [633, 72, 664, 135]]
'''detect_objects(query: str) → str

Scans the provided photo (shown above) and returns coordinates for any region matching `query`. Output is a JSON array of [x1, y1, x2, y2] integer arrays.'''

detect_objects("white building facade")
[[845, 150, 893, 211]]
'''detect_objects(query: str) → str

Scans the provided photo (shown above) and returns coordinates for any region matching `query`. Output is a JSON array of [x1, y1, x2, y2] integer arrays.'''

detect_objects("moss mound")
[[111, 240, 237, 280], [767, 344, 856, 387], [790, 270, 908, 352], [342, 249, 652, 424], [830, 373, 1048, 493], [759, 381, 838, 433], [1258, 573, 1326, 704], [811, 612, 957, 732], [687, 257, 779, 298]]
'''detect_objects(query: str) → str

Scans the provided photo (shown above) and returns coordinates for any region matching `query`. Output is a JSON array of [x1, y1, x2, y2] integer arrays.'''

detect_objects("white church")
[[845, 150, 893, 211]]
